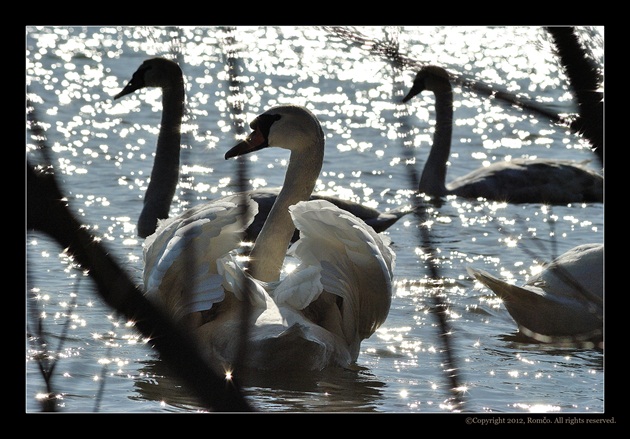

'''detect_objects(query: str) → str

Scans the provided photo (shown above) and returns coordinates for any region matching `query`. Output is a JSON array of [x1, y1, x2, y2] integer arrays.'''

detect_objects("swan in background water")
[[143, 105, 395, 371], [114, 57, 410, 239], [114, 57, 183, 238], [467, 243, 603, 344], [402, 65, 603, 204]]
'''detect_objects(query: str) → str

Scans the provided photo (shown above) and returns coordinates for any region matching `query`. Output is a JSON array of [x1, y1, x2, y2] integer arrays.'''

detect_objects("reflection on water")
[[497, 333, 604, 366], [134, 358, 386, 412], [27, 26, 604, 413]]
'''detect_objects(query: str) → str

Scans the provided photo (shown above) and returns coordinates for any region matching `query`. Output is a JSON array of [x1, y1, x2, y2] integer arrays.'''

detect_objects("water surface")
[[26, 26, 605, 414]]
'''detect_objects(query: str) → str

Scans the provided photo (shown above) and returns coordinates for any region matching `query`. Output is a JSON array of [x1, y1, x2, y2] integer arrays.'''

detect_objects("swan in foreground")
[[402, 65, 603, 204], [114, 57, 409, 239], [143, 105, 395, 371], [467, 243, 603, 343]]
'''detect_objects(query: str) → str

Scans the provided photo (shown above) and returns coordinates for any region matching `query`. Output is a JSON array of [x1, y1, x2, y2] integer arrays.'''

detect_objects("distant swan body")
[[114, 57, 409, 239], [402, 66, 603, 204], [143, 105, 395, 371], [467, 243, 603, 342]]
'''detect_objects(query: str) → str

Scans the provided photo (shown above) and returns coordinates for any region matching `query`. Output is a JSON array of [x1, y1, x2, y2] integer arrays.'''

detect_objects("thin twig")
[[220, 26, 254, 382], [384, 27, 465, 411], [27, 101, 253, 412], [322, 26, 575, 129]]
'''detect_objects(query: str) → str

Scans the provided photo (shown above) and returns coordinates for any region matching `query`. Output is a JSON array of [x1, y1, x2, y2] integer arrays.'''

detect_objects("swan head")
[[114, 57, 183, 99], [225, 105, 325, 160], [402, 65, 452, 103]]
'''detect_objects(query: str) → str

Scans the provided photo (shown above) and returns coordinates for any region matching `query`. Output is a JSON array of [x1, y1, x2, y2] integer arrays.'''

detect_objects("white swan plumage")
[[467, 243, 603, 343], [142, 104, 395, 371], [114, 57, 410, 239], [403, 65, 603, 204]]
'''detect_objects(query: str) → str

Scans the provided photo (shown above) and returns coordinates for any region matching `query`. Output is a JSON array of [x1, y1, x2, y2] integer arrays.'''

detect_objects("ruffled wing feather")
[[287, 200, 395, 354], [142, 194, 258, 319]]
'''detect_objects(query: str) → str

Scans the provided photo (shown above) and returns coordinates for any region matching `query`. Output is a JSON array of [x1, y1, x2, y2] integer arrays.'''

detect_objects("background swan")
[[114, 57, 410, 239], [143, 105, 395, 371], [114, 57, 183, 238], [467, 243, 603, 343], [402, 65, 603, 204]]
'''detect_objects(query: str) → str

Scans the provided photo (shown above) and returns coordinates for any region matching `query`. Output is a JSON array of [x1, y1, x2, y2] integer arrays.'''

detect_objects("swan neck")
[[249, 141, 324, 282], [418, 89, 453, 196], [138, 82, 185, 237]]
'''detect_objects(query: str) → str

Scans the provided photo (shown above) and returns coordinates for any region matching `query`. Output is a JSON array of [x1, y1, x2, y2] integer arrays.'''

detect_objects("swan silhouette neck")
[[248, 135, 324, 283], [137, 78, 185, 238], [418, 88, 453, 197]]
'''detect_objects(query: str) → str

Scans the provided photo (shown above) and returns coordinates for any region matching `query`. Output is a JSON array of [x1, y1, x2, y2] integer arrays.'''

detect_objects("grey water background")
[[26, 26, 605, 414]]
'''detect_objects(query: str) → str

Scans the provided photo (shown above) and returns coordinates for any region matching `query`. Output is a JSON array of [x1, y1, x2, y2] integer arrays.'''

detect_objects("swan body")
[[243, 187, 409, 242], [114, 57, 410, 239], [467, 243, 603, 342], [143, 104, 395, 371], [403, 65, 603, 204]]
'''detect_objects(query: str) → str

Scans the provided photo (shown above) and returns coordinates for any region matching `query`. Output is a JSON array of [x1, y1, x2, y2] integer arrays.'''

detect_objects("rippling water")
[[26, 26, 605, 414]]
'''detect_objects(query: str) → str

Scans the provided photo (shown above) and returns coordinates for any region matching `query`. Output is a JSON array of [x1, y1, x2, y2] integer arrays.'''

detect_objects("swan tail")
[[467, 266, 602, 337], [468, 266, 560, 333], [467, 266, 566, 314], [467, 267, 529, 303]]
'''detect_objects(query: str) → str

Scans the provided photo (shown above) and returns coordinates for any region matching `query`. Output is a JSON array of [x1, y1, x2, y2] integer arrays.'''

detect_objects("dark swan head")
[[402, 65, 452, 103], [114, 57, 183, 100]]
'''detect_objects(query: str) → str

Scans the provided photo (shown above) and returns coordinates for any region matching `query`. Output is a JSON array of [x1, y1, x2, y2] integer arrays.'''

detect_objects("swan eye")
[[115, 64, 152, 99], [250, 114, 282, 139]]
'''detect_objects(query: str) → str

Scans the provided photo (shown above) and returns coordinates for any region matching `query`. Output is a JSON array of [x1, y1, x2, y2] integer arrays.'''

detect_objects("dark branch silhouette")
[[383, 27, 466, 411], [27, 103, 253, 411], [27, 163, 253, 412], [322, 26, 599, 143], [220, 25, 255, 382], [546, 26, 603, 164]]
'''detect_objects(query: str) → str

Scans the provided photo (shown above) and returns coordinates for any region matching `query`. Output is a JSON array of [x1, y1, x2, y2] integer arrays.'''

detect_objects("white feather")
[[140, 105, 395, 371], [468, 243, 603, 341]]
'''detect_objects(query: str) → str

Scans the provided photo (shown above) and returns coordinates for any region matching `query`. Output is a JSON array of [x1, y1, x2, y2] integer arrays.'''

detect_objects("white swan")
[[467, 243, 603, 343], [402, 66, 603, 204], [143, 105, 395, 371], [114, 57, 410, 239]]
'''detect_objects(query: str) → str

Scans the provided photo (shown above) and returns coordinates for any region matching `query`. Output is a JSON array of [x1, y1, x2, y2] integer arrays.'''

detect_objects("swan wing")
[[287, 199, 395, 354], [272, 264, 323, 309], [209, 255, 353, 370], [246, 187, 411, 241], [528, 243, 603, 304], [217, 250, 270, 308], [310, 193, 413, 233], [142, 194, 258, 318]]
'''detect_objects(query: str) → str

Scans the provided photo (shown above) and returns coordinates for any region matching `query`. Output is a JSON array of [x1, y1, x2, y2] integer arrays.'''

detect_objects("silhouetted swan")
[[114, 57, 183, 238], [402, 66, 603, 204], [143, 105, 395, 371], [114, 57, 409, 239], [467, 243, 603, 343]]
